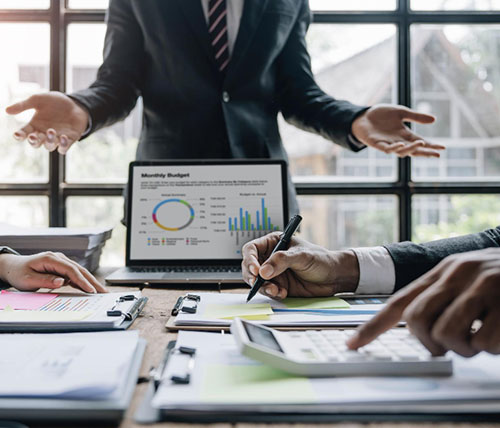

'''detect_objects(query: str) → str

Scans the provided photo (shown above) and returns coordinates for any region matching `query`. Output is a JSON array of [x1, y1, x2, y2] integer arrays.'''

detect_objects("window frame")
[[0, 0, 499, 241]]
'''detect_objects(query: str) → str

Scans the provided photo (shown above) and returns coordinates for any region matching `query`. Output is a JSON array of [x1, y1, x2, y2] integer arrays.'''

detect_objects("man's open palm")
[[352, 104, 445, 157], [5, 92, 89, 154]]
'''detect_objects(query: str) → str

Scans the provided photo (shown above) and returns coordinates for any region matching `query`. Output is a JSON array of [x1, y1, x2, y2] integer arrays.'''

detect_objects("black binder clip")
[[171, 294, 201, 316], [107, 295, 148, 321], [170, 347, 196, 385]]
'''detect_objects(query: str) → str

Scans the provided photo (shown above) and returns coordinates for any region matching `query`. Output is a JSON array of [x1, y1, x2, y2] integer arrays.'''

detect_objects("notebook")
[[106, 160, 288, 284]]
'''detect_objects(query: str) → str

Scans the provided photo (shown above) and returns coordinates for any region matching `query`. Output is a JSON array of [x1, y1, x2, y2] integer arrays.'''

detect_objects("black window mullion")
[[49, 0, 66, 227]]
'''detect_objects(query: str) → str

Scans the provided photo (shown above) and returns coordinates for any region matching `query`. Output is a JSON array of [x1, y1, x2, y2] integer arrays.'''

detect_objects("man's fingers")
[[410, 148, 442, 158], [13, 130, 27, 141], [259, 249, 314, 281], [394, 141, 424, 157], [347, 278, 433, 349], [21, 273, 66, 290], [55, 252, 107, 293], [28, 132, 43, 148], [472, 310, 500, 354], [384, 142, 406, 153], [5, 97, 38, 115], [401, 108, 436, 124]]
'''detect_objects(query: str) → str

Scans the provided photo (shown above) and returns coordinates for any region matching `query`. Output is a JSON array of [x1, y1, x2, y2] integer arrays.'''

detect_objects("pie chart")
[[152, 199, 195, 231]]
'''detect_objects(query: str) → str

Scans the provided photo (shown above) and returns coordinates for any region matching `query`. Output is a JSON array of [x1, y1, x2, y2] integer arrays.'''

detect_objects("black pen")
[[246, 215, 302, 303]]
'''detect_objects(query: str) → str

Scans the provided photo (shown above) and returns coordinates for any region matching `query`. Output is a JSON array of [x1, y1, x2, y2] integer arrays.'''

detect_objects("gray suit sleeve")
[[384, 226, 500, 291]]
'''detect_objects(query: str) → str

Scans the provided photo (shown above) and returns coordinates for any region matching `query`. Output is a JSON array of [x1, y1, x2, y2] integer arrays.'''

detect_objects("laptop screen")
[[127, 161, 288, 264]]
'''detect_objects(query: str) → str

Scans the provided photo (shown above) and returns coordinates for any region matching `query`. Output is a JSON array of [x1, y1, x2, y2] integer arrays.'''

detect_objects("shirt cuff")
[[347, 133, 366, 150], [351, 246, 396, 294]]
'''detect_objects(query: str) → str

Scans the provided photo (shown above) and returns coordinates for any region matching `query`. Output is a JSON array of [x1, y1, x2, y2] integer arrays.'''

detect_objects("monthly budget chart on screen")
[[129, 163, 286, 260]]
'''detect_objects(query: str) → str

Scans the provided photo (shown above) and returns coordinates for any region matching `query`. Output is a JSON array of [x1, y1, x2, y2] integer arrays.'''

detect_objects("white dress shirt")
[[200, 0, 245, 56], [351, 247, 396, 294]]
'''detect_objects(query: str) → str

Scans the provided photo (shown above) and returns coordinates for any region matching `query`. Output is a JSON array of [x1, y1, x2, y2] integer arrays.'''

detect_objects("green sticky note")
[[205, 303, 273, 320], [201, 364, 317, 404], [281, 297, 350, 310]]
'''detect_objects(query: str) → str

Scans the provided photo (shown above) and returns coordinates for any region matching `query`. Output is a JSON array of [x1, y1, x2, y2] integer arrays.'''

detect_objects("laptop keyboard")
[[130, 266, 241, 273]]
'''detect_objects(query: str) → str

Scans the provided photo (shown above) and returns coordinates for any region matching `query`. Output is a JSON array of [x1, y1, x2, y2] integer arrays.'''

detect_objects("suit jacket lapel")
[[226, 0, 269, 80], [175, 0, 218, 70]]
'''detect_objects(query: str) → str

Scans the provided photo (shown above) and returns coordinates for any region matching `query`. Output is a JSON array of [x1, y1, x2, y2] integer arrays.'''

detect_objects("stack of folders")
[[137, 331, 500, 423], [0, 223, 113, 272], [0, 331, 145, 423]]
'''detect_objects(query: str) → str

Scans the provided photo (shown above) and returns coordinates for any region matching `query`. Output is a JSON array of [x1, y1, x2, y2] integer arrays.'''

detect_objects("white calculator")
[[230, 318, 453, 377]]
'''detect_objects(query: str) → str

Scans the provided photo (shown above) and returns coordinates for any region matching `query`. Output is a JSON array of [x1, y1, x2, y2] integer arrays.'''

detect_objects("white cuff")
[[351, 246, 395, 294]]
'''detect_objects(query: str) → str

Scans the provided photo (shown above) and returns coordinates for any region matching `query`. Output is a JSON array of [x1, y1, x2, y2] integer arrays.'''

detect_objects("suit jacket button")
[[222, 91, 230, 103]]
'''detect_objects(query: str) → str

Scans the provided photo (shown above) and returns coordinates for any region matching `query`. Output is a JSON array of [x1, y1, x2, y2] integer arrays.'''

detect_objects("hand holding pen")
[[245, 215, 302, 302], [241, 217, 359, 300]]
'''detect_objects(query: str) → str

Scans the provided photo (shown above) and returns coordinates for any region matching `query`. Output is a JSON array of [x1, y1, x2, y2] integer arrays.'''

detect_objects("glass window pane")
[[68, 0, 108, 9], [413, 195, 500, 242], [297, 195, 398, 249], [412, 25, 500, 181], [0, 24, 49, 183], [0, 0, 49, 8], [412, 0, 500, 10], [310, 0, 396, 10], [66, 197, 125, 267], [66, 23, 139, 183], [0, 197, 48, 227], [283, 24, 397, 182]]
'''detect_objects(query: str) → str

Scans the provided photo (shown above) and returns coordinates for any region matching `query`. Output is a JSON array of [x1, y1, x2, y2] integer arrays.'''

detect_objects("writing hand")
[[241, 232, 358, 299]]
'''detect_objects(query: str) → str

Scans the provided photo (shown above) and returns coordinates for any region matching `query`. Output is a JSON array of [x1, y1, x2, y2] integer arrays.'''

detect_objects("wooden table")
[[25, 269, 500, 428]]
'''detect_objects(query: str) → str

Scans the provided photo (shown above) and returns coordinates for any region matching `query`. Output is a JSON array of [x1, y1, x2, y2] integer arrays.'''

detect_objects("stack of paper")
[[0, 223, 113, 272]]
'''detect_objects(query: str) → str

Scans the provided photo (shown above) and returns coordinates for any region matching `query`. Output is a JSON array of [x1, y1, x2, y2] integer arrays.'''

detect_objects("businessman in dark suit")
[[6, 0, 443, 214], [241, 227, 500, 357]]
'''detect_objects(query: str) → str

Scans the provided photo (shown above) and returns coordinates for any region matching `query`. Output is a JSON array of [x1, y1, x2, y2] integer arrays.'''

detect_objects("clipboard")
[[0, 291, 148, 332], [136, 336, 500, 424], [166, 292, 390, 332], [0, 338, 146, 423]]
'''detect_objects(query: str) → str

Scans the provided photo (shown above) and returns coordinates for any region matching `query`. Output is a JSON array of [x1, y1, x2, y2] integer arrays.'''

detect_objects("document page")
[[0, 331, 139, 399]]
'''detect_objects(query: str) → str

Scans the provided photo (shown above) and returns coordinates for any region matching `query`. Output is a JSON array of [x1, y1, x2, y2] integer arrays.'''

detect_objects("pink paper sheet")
[[0, 290, 58, 310]]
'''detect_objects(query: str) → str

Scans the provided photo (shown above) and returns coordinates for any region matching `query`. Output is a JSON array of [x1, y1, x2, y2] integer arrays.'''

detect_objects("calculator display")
[[243, 321, 283, 353]]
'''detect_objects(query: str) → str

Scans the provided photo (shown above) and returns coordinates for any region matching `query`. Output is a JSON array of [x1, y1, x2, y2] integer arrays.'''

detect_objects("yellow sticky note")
[[205, 303, 273, 320], [281, 297, 350, 310], [201, 364, 317, 404], [0, 310, 92, 322]]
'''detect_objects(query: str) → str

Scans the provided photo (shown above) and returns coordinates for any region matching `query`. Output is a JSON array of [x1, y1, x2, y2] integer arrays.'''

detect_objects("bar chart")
[[228, 198, 279, 232]]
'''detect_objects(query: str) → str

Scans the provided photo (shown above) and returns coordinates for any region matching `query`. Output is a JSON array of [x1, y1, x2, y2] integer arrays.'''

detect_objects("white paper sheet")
[[0, 330, 139, 399]]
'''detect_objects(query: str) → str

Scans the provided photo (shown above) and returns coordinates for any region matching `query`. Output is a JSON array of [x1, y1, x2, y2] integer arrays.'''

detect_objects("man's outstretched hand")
[[5, 92, 89, 155], [352, 104, 445, 158], [347, 248, 500, 357]]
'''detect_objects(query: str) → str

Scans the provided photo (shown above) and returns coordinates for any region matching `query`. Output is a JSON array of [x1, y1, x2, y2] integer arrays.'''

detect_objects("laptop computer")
[[106, 160, 288, 285]]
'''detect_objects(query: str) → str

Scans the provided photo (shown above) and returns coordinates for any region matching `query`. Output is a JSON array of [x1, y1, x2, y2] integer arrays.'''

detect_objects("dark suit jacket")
[[70, 0, 367, 215], [385, 226, 500, 291]]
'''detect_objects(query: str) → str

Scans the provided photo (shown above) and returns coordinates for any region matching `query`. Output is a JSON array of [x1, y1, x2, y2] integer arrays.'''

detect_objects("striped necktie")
[[208, 0, 230, 73]]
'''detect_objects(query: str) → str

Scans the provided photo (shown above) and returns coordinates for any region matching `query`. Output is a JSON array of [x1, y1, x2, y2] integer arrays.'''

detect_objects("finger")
[[45, 129, 58, 151], [400, 108, 436, 124], [38, 255, 97, 294], [430, 289, 484, 357], [20, 273, 66, 290], [394, 141, 424, 157], [346, 277, 435, 349], [27, 132, 43, 148], [55, 252, 107, 293], [13, 129, 27, 141], [259, 249, 314, 281], [383, 142, 406, 153], [471, 310, 500, 354], [409, 148, 442, 158], [5, 96, 39, 115], [372, 141, 392, 154], [260, 283, 280, 298], [58, 135, 72, 155]]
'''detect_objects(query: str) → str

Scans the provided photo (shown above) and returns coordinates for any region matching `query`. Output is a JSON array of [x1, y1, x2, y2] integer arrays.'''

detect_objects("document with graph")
[[0, 290, 147, 332]]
